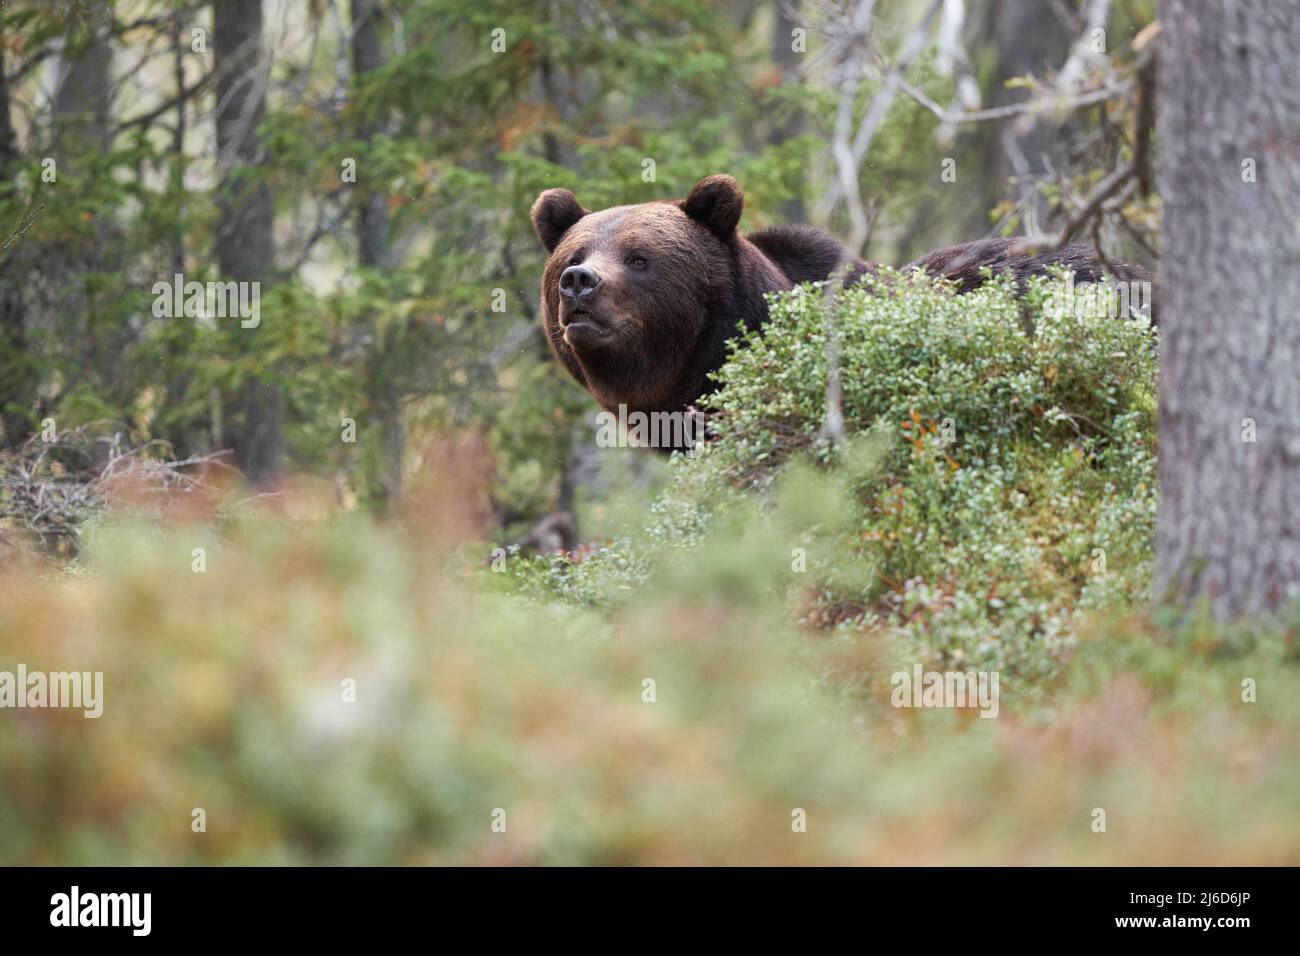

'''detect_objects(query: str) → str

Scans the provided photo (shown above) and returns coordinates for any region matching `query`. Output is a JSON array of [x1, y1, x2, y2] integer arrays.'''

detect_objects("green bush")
[[519, 272, 1159, 686]]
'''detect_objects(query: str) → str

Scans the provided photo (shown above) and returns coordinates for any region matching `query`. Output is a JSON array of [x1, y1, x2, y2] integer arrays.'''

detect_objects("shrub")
[[520, 272, 1160, 684]]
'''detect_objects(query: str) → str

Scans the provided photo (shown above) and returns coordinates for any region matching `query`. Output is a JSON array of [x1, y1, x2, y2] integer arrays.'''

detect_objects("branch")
[[1045, 161, 1136, 250], [824, 0, 878, 253], [114, 68, 216, 134], [897, 76, 1131, 126], [1008, 158, 1139, 259], [0, 202, 44, 266], [821, 0, 944, 251]]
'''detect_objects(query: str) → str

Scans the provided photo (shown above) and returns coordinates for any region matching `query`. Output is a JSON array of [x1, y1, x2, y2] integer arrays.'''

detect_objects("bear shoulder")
[[746, 224, 871, 287], [906, 237, 1151, 291]]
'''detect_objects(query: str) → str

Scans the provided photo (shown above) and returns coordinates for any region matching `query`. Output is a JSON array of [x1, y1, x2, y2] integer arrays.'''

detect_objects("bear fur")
[[531, 174, 1148, 418]]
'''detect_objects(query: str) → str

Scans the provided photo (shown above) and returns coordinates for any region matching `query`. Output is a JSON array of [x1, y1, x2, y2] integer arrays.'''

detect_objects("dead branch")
[[0, 423, 233, 559]]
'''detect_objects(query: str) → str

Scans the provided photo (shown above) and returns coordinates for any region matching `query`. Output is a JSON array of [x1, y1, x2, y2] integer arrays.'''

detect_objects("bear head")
[[530, 174, 790, 416]]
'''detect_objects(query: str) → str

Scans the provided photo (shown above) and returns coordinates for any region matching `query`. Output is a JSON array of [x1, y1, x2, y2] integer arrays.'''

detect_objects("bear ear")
[[531, 188, 588, 253], [683, 174, 743, 239]]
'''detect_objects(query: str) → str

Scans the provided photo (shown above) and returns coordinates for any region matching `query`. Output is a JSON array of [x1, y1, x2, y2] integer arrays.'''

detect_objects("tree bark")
[[54, 8, 130, 461], [351, 0, 390, 271], [1155, 0, 1300, 618], [989, 0, 1069, 236], [351, 0, 404, 505], [771, 0, 805, 223], [214, 0, 283, 485], [54, 15, 113, 150], [0, 22, 31, 447]]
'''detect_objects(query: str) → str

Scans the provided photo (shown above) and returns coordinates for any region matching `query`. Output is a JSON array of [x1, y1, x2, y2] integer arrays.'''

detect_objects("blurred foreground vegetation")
[[3, 277, 1297, 865]]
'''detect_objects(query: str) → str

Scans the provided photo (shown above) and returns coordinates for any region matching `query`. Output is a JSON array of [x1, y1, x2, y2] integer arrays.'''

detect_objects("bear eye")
[[627, 255, 648, 270], [567, 253, 584, 266]]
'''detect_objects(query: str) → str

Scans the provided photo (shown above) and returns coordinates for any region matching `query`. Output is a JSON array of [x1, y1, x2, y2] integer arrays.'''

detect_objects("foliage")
[[515, 274, 1159, 689], [1, 440, 1296, 864]]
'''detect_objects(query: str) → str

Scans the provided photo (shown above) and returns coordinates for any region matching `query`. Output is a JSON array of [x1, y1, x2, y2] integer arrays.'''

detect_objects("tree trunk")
[[0, 23, 31, 447], [1155, 0, 1300, 618], [54, 16, 113, 149], [54, 8, 128, 463], [214, 0, 282, 485], [351, 0, 404, 505], [988, 0, 1069, 237], [771, 0, 805, 223]]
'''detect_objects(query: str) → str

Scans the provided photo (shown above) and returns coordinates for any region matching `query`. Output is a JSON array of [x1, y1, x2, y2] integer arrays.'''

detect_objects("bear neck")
[[662, 233, 792, 416]]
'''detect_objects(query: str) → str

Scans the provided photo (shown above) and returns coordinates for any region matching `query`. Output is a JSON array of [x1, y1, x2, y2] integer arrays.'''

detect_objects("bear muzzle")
[[561, 309, 610, 348], [559, 263, 602, 301]]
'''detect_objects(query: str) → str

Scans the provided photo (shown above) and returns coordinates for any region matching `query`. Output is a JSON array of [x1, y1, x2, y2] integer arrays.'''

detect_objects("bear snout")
[[559, 263, 603, 301]]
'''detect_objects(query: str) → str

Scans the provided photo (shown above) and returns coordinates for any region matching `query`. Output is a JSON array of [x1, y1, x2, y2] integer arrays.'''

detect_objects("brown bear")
[[531, 174, 1146, 420]]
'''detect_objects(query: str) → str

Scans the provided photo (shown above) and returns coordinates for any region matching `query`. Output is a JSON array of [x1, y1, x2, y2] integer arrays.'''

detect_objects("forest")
[[0, 0, 1297, 868]]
